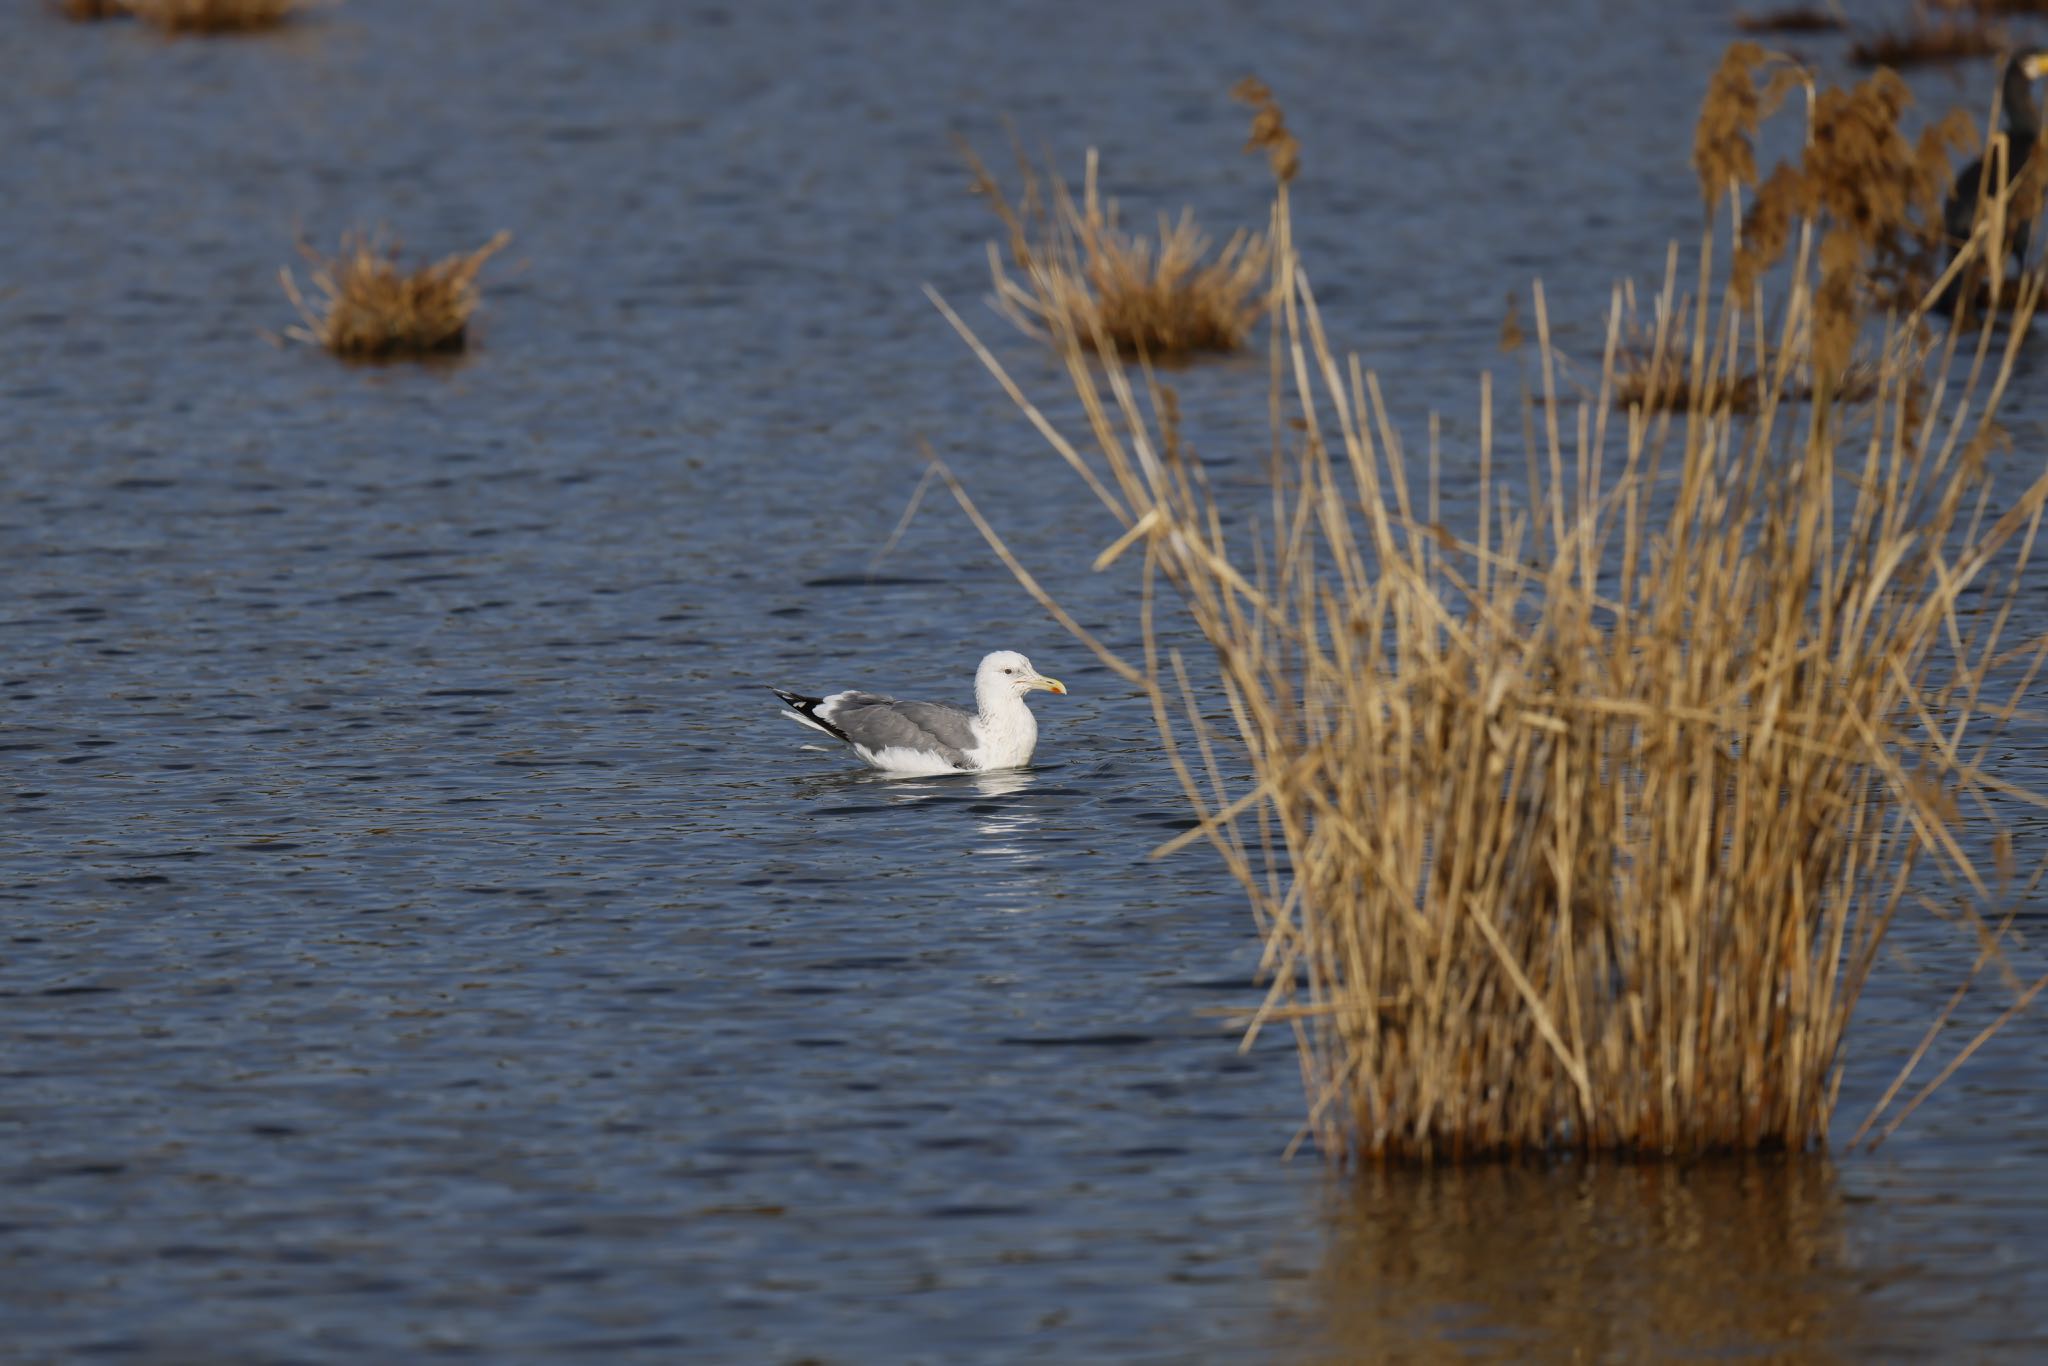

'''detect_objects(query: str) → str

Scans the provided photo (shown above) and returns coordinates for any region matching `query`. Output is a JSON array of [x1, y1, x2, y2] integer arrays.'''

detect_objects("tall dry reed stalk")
[[933, 62, 2048, 1161]]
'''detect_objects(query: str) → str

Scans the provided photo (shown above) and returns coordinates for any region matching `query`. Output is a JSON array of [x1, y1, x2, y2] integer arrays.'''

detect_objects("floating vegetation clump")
[[1949, 0, 2048, 15], [1850, 18, 2005, 68], [281, 230, 511, 360], [54, 0, 125, 19], [1735, 7, 1846, 33], [121, 0, 310, 31], [934, 64, 2048, 1162], [965, 118, 1274, 360]]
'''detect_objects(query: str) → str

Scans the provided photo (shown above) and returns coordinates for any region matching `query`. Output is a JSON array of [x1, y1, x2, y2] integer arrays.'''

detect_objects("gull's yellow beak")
[[2025, 52, 2048, 81], [1029, 674, 1067, 696]]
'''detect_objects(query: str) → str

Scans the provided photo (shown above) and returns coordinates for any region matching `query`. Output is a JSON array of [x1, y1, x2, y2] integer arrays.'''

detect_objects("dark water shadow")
[[1306, 1156, 1902, 1362]]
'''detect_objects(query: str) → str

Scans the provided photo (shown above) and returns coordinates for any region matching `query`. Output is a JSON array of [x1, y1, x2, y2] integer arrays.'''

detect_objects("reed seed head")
[[1694, 41, 1770, 202], [1233, 77, 1300, 185]]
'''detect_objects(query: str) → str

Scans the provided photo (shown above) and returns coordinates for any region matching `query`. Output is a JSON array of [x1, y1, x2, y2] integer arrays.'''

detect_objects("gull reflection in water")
[[798, 764, 1054, 913], [963, 764, 1035, 838], [958, 767, 1047, 912]]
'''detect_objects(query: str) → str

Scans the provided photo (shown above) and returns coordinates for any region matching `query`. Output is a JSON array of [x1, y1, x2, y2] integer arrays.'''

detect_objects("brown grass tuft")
[[1850, 18, 2005, 68], [933, 69, 2048, 1162], [280, 229, 511, 360], [967, 140, 1271, 360]]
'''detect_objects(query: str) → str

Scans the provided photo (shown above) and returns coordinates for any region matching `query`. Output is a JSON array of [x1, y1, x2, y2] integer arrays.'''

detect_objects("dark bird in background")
[[1938, 49, 2048, 314]]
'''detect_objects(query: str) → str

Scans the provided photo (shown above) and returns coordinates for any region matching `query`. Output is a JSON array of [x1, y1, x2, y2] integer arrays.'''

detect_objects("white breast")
[[965, 705, 1038, 771]]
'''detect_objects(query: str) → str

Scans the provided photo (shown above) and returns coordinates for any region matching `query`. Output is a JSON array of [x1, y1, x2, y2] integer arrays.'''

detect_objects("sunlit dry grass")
[[932, 64, 2048, 1162], [280, 230, 511, 360], [966, 140, 1270, 360]]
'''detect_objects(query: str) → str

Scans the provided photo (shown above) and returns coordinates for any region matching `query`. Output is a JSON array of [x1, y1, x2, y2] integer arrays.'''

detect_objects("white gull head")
[[974, 650, 1067, 709], [967, 651, 1067, 771]]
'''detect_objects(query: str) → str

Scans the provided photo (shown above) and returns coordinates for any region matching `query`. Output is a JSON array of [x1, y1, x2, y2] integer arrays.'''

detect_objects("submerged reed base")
[[967, 135, 1271, 360], [936, 67, 2048, 1162], [281, 230, 511, 360]]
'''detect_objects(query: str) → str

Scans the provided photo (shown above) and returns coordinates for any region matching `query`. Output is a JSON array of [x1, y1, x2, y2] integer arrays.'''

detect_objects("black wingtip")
[[769, 686, 853, 745]]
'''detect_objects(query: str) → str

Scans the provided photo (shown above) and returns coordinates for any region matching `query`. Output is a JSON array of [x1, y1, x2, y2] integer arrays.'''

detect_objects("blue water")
[[6, 0, 2048, 1359]]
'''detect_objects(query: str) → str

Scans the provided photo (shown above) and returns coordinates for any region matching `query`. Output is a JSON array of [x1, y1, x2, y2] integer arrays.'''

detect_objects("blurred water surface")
[[5, 1, 2048, 1360]]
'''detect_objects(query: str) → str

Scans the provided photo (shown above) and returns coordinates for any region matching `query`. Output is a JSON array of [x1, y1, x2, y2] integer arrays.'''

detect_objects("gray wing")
[[821, 692, 979, 766]]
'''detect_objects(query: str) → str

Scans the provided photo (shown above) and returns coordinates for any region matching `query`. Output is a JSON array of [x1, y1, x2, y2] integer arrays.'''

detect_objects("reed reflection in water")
[[1309, 1158, 1901, 1362]]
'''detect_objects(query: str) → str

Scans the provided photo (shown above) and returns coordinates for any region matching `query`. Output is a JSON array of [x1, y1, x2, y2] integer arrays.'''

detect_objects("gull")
[[770, 650, 1067, 775]]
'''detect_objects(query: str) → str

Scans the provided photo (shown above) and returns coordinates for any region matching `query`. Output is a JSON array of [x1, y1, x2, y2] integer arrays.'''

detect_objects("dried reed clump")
[[120, 0, 311, 31], [967, 136, 1271, 360], [1735, 7, 1846, 33], [1850, 18, 2006, 68], [280, 230, 511, 360], [933, 73, 2048, 1162], [51, 0, 315, 24]]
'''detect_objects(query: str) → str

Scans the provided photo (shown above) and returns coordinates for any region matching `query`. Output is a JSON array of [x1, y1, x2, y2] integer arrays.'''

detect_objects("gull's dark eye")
[[1003, 668, 1013, 674]]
